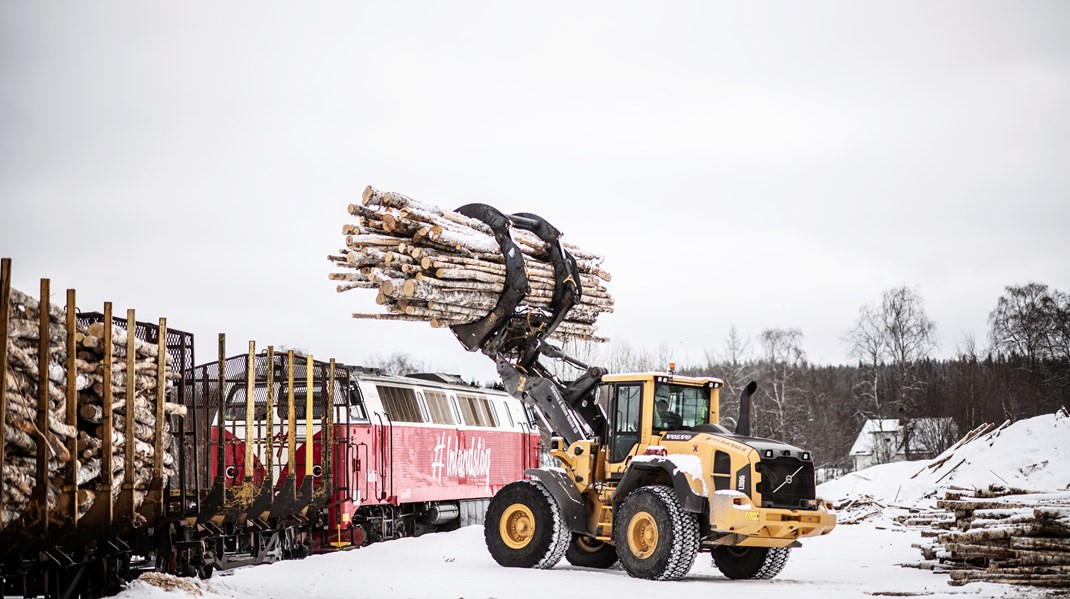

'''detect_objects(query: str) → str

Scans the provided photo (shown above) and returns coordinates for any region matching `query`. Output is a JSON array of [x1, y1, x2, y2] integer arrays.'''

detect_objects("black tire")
[[712, 546, 791, 579], [485, 480, 569, 569], [565, 534, 618, 569], [613, 486, 699, 581]]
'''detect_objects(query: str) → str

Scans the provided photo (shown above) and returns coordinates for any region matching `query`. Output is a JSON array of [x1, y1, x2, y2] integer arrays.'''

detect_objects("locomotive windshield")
[[652, 382, 710, 432]]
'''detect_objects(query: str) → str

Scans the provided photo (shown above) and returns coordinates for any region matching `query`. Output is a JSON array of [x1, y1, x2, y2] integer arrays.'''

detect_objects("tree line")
[[365, 282, 1070, 474], [580, 282, 1070, 474]]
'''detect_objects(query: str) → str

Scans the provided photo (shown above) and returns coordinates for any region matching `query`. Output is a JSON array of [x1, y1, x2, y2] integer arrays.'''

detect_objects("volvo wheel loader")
[[445, 204, 836, 581]]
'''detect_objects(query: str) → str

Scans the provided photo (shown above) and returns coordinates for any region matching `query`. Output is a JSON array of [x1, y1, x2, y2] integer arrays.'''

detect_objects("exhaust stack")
[[736, 381, 758, 436]]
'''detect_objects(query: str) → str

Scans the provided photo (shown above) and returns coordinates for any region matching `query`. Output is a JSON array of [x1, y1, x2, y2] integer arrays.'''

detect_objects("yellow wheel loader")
[[445, 204, 836, 581]]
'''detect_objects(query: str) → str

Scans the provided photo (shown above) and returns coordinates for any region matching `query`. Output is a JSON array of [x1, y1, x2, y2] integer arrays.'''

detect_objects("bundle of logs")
[[2, 288, 182, 529], [327, 186, 614, 343], [907, 485, 1070, 589]]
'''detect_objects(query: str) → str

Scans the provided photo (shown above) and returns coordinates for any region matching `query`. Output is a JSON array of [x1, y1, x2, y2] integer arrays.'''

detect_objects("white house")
[[850, 417, 958, 471]]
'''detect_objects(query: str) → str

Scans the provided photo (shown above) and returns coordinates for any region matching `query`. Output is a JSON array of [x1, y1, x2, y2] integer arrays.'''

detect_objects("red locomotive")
[[196, 348, 541, 555]]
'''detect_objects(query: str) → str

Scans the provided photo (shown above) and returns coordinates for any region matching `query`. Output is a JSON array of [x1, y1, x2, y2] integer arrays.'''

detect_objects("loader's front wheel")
[[485, 481, 569, 569], [613, 486, 699, 581], [712, 545, 791, 580], [565, 534, 618, 569]]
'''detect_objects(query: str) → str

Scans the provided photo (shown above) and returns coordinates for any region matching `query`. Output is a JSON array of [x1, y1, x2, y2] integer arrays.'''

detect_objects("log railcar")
[[0, 259, 540, 598]]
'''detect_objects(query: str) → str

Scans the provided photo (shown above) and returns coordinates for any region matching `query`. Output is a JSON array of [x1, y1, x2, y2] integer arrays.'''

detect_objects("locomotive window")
[[456, 393, 497, 427], [416, 392, 431, 422], [499, 400, 515, 427], [348, 385, 368, 421], [448, 396, 463, 424], [376, 385, 424, 422], [275, 387, 325, 421], [423, 390, 456, 425]]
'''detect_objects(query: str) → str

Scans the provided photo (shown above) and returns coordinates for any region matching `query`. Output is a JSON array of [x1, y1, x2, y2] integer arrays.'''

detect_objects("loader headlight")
[[764, 450, 774, 458], [802, 452, 811, 461]]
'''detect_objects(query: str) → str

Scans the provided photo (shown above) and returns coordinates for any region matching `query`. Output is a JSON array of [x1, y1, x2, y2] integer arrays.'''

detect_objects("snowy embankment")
[[820, 410, 1070, 511], [117, 412, 1069, 599]]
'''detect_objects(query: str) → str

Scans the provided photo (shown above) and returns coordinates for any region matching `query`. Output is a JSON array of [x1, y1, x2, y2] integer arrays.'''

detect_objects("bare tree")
[[989, 282, 1070, 362], [844, 286, 937, 421], [365, 352, 428, 376], [756, 327, 806, 442], [703, 325, 757, 428]]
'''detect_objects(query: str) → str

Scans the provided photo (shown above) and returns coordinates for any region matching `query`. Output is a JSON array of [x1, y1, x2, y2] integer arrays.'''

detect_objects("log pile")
[[2, 288, 182, 529], [908, 485, 1070, 589], [2, 288, 74, 527], [327, 186, 614, 343]]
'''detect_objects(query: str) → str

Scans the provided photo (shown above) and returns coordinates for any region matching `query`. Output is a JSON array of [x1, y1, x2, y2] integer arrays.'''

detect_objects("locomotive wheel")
[[485, 480, 568, 569], [712, 545, 791, 579], [565, 534, 618, 569], [613, 486, 699, 581]]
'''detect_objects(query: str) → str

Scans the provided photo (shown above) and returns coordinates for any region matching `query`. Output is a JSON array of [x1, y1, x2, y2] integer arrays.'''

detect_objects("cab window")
[[610, 384, 642, 462]]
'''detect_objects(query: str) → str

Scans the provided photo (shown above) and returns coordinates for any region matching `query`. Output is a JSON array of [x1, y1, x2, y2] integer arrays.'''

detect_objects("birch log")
[[332, 186, 614, 343]]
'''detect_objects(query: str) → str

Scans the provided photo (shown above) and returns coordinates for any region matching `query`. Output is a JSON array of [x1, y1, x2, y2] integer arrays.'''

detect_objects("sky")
[[2, 2, 1068, 382]]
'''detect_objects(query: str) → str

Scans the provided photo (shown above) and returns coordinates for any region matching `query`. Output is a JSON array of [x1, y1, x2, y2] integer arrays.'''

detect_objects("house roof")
[[849, 419, 902, 456], [850, 417, 957, 456]]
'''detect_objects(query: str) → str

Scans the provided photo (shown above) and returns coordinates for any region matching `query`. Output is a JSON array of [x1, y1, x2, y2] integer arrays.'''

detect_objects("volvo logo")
[[784, 474, 793, 485]]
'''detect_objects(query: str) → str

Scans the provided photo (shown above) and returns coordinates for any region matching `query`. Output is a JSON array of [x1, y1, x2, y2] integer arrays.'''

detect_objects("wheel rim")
[[575, 535, 604, 553], [626, 511, 659, 560], [500, 503, 536, 549]]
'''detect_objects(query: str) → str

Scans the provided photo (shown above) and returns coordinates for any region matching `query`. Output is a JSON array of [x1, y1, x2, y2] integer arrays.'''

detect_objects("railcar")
[[0, 265, 540, 598]]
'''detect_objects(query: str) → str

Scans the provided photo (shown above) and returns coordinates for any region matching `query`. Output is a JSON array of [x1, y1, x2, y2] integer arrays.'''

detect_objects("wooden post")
[[101, 302, 114, 525], [286, 351, 295, 478], [216, 334, 225, 483], [265, 346, 275, 490], [0, 258, 11, 514], [304, 355, 313, 478], [153, 318, 167, 506], [124, 309, 136, 521], [244, 341, 255, 484], [35, 279, 50, 533], [66, 289, 79, 523]]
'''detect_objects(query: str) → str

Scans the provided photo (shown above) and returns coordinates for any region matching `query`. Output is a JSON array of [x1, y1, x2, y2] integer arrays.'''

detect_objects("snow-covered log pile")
[[2, 287, 183, 529], [910, 485, 1070, 589], [327, 186, 614, 343]]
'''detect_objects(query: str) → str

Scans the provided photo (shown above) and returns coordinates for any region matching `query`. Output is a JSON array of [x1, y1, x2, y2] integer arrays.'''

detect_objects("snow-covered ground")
[[118, 412, 1069, 599], [122, 523, 1026, 599]]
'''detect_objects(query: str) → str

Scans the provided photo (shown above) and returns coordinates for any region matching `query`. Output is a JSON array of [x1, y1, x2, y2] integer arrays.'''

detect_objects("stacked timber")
[[328, 186, 614, 343], [2, 287, 182, 529], [73, 321, 184, 516], [910, 485, 1070, 589], [2, 288, 76, 527]]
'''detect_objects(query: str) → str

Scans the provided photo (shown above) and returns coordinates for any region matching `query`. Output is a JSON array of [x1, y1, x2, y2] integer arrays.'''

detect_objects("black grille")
[[756, 457, 816, 510]]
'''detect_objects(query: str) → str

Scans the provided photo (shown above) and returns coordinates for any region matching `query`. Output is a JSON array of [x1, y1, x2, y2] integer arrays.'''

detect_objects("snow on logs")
[[328, 186, 614, 343], [1, 282, 182, 530]]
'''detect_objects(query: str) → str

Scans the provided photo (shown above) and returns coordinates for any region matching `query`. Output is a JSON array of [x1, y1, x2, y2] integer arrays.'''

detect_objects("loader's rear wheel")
[[712, 545, 791, 580], [613, 486, 699, 581], [565, 534, 618, 569], [485, 480, 569, 569]]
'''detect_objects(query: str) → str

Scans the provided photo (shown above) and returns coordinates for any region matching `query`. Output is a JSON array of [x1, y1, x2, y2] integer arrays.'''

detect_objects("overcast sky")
[[2, 2, 1068, 382]]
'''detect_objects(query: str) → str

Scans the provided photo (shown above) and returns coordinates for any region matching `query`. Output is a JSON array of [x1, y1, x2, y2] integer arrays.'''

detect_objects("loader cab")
[[599, 373, 723, 479]]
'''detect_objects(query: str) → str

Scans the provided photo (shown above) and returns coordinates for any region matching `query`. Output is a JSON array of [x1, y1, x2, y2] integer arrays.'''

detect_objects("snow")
[[112, 412, 1069, 599], [821, 411, 1070, 509], [117, 524, 1023, 599]]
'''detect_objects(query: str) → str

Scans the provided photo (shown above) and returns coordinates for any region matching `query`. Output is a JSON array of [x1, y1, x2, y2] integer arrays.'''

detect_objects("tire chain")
[[754, 547, 791, 579], [523, 480, 570, 569], [645, 486, 700, 581]]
